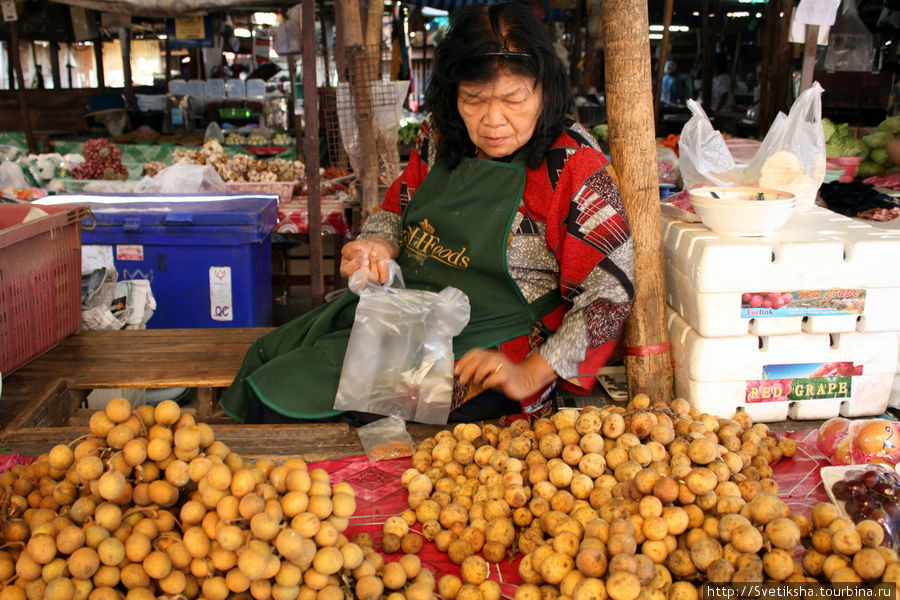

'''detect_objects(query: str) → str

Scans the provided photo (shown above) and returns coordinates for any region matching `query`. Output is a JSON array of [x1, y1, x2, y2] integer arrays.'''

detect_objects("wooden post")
[[799, 25, 819, 93], [288, 56, 303, 158], [758, 0, 793, 134], [653, 0, 674, 130], [366, 0, 385, 81], [602, 0, 673, 403], [94, 37, 106, 90], [337, 0, 380, 215], [9, 23, 37, 154], [302, 0, 325, 307], [119, 27, 135, 109], [700, 0, 712, 109], [50, 42, 61, 89]]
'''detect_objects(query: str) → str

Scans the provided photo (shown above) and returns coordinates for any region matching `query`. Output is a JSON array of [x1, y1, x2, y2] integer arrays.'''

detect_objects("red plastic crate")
[[0, 204, 90, 375]]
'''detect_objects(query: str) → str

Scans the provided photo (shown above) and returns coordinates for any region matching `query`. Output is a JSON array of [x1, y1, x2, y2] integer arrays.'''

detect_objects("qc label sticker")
[[209, 266, 233, 321], [116, 245, 144, 261]]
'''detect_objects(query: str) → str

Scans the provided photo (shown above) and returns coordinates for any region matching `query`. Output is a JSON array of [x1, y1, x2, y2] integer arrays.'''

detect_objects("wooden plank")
[[0, 328, 269, 428], [1, 419, 447, 463], [3, 379, 79, 431]]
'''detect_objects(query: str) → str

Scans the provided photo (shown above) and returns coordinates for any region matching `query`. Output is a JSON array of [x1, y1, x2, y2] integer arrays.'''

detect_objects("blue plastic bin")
[[77, 196, 278, 329]]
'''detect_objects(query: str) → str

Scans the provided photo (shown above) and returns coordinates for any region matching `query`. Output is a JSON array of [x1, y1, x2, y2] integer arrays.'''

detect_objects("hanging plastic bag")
[[333, 260, 470, 424], [824, 0, 875, 72]]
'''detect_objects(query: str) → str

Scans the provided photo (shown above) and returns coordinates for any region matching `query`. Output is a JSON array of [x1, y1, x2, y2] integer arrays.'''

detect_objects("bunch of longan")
[[0, 398, 429, 600], [395, 395, 900, 600]]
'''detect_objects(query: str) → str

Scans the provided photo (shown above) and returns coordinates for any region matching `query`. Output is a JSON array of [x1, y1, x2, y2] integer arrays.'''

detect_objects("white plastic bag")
[[135, 163, 226, 194], [678, 83, 826, 210], [333, 260, 470, 424], [205, 121, 224, 143], [678, 100, 743, 189]]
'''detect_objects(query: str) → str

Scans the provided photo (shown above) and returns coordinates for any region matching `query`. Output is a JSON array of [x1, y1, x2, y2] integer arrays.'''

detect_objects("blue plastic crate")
[[76, 195, 278, 329]]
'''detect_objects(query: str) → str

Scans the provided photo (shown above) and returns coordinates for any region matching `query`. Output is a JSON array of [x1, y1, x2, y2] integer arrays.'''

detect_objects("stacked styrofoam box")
[[892, 332, 900, 410], [664, 206, 900, 421]]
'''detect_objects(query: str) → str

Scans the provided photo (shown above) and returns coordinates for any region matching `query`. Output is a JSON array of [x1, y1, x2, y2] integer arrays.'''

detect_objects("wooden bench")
[[0, 328, 442, 461]]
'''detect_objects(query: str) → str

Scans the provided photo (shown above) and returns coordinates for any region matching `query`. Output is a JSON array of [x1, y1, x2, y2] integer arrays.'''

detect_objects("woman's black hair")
[[424, 1, 573, 169]]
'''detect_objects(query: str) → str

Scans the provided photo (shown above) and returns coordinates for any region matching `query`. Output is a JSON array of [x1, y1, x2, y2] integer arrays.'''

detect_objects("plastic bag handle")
[[348, 258, 405, 295]]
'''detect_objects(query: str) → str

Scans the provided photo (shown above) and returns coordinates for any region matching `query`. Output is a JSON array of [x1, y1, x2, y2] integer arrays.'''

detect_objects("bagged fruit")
[[849, 418, 900, 466], [817, 417, 852, 465]]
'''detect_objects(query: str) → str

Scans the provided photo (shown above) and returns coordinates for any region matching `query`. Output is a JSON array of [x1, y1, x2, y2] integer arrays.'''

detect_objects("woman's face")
[[457, 70, 542, 160]]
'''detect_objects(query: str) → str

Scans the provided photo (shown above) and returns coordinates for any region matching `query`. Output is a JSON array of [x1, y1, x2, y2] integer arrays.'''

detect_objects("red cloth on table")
[[308, 427, 830, 588], [275, 195, 350, 237]]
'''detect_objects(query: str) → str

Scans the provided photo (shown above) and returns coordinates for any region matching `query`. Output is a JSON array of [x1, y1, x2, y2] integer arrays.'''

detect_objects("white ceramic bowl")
[[689, 187, 797, 237]]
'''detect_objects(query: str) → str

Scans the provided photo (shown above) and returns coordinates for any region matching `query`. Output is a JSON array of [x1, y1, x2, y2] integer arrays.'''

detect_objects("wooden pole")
[[94, 37, 106, 90], [119, 27, 135, 109], [366, 0, 385, 80], [700, 0, 712, 109], [50, 42, 61, 89], [302, 0, 325, 307], [602, 0, 673, 404], [653, 0, 674, 131], [799, 25, 819, 93], [288, 56, 303, 158], [337, 0, 379, 216], [9, 24, 37, 154]]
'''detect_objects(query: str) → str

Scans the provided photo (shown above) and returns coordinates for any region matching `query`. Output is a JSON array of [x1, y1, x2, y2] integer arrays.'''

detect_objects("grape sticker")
[[740, 289, 866, 318], [745, 361, 863, 403]]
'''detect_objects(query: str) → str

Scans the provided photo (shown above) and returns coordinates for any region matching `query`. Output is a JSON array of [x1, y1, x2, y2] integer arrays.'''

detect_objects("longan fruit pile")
[[0, 398, 430, 600], [394, 395, 900, 600]]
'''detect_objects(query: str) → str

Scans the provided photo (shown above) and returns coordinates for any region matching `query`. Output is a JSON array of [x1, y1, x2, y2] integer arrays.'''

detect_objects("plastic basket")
[[0, 204, 90, 375], [225, 181, 298, 204]]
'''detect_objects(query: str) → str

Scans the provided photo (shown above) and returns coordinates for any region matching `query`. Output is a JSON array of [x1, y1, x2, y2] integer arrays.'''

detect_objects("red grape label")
[[746, 361, 864, 403], [740, 289, 866, 318]]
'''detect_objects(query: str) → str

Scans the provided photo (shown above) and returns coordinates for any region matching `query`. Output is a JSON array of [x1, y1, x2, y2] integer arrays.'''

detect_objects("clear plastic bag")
[[204, 121, 224, 143], [678, 100, 742, 189], [135, 163, 226, 194], [824, 0, 875, 72], [356, 415, 415, 461], [333, 260, 470, 424], [679, 83, 826, 209]]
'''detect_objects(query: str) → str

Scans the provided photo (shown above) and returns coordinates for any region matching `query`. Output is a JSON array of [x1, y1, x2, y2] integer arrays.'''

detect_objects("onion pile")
[[0, 399, 428, 600], [72, 139, 129, 181]]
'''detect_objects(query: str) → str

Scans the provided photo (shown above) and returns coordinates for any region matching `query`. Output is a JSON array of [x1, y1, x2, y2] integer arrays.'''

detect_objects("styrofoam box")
[[668, 308, 898, 422], [664, 206, 900, 337], [892, 332, 900, 410]]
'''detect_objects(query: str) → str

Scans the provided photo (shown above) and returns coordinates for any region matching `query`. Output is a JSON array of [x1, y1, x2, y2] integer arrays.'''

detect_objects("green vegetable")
[[877, 115, 900, 136], [840, 137, 870, 160], [398, 122, 420, 146], [856, 160, 884, 178], [870, 147, 890, 166], [822, 118, 836, 142], [826, 141, 842, 158], [591, 123, 609, 142], [862, 130, 892, 149]]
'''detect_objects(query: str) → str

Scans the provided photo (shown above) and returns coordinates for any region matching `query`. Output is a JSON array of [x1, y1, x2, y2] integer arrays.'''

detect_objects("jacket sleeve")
[[538, 147, 635, 392]]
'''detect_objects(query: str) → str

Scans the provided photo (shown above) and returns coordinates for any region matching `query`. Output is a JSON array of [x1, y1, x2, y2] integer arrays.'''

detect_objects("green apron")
[[221, 151, 562, 423]]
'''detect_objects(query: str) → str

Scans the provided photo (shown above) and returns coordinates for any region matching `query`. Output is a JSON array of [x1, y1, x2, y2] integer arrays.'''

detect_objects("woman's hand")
[[454, 349, 558, 402], [340, 237, 399, 284]]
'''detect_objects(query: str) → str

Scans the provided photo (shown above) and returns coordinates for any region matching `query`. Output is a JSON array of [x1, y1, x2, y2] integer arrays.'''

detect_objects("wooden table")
[[0, 328, 443, 461], [0, 328, 271, 425]]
